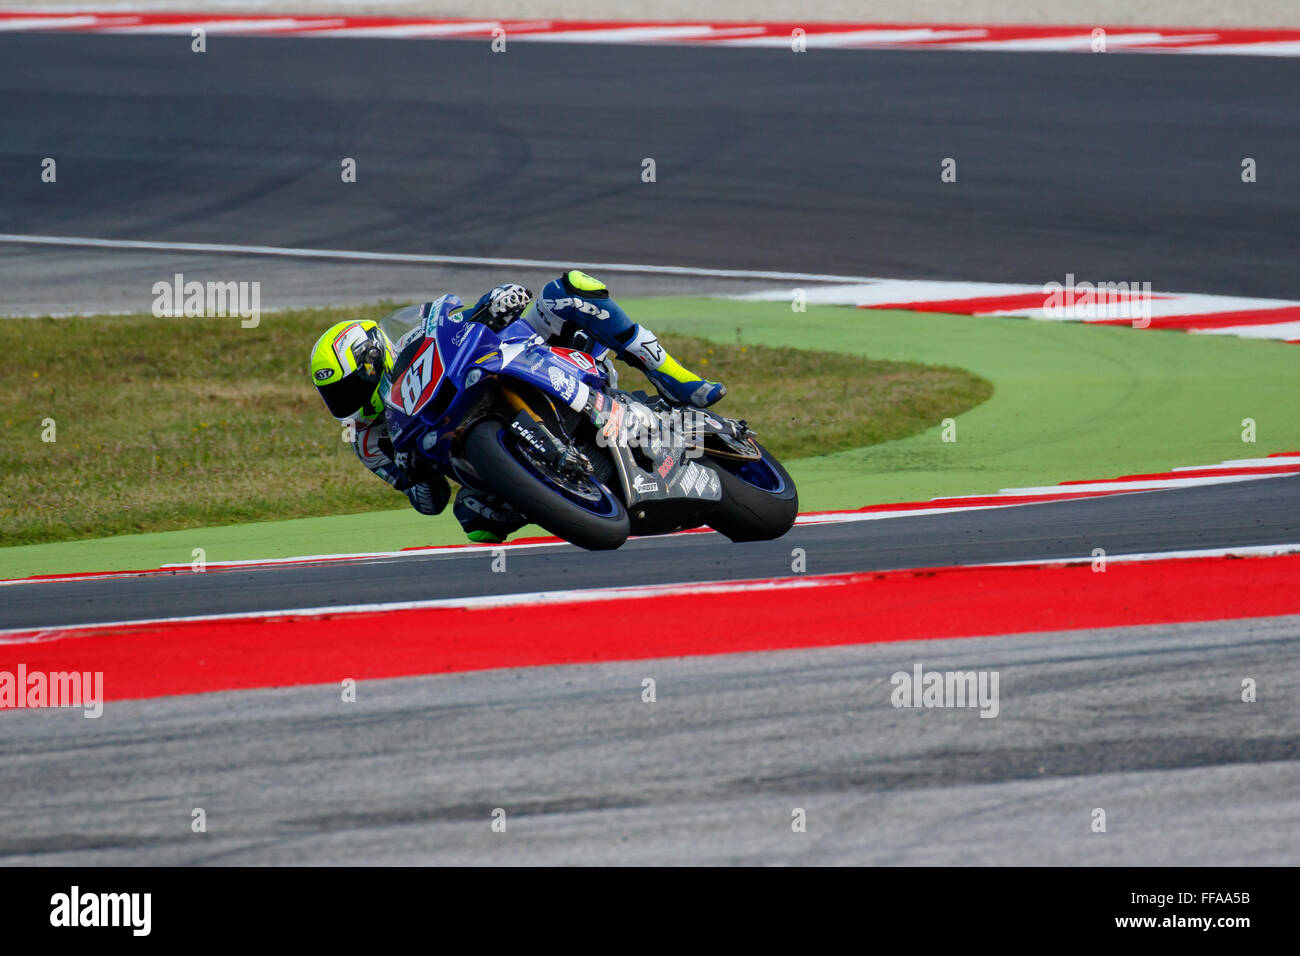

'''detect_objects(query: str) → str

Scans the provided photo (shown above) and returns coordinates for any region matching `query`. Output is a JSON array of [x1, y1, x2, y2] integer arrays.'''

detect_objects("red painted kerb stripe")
[[1087, 306, 1300, 329], [3, 553, 1298, 705], [861, 292, 1172, 315], [862, 293, 1053, 314]]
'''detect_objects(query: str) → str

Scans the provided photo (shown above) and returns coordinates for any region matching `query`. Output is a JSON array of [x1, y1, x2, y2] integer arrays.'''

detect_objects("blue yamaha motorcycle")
[[378, 295, 797, 551]]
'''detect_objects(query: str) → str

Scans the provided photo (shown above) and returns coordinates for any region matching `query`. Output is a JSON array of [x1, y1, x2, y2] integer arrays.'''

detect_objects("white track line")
[[1175, 457, 1300, 469], [989, 542, 1300, 567], [1192, 320, 1300, 340], [97, 18, 322, 34], [0, 14, 99, 29], [717, 28, 985, 47], [304, 21, 503, 39], [520, 26, 757, 43], [0, 575, 834, 641], [944, 33, 1214, 51], [1172, 41, 1300, 55], [995, 472, 1289, 496], [795, 503, 1016, 523], [0, 233, 880, 284]]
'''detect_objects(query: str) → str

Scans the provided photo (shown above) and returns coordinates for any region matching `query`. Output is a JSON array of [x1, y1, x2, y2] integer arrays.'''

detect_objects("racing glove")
[[393, 450, 451, 516], [466, 283, 533, 331]]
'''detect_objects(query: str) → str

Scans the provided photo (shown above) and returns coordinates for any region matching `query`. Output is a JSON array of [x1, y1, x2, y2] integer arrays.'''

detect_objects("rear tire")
[[704, 445, 798, 542], [463, 419, 629, 551]]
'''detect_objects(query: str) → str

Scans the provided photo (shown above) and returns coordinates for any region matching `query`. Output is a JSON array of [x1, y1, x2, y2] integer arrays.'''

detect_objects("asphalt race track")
[[3, 616, 1298, 865], [2, 34, 1298, 865], [1, 34, 1299, 299], [3, 475, 1299, 630], [3, 478, 1299, 865]]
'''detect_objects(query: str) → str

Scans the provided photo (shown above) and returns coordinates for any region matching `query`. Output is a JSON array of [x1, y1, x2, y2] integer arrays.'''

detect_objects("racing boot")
[[453, 487, 527, 544], [532, 270, 726, 407]]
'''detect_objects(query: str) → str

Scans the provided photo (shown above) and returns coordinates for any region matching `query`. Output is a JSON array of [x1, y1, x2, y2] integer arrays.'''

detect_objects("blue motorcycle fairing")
[[380, 299, 609, 474]]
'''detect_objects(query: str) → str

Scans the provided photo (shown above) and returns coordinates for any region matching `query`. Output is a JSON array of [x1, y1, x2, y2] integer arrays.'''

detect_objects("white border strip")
[[988, 542, 1300, 568], [1175, 457, 1300, 469], [0, 574, 834, 642], [0, 233, 880, 284], [995, 472, 1289, 496]]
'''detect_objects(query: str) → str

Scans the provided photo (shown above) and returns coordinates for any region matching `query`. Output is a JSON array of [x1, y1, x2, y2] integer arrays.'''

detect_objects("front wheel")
[[463, 419, 630, 551], [703, 444, 799, 542]]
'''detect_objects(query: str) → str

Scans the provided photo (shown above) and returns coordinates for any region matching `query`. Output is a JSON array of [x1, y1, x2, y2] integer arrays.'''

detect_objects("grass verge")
[[643, 298, 1300, 509], [1, 304, 989, 547], [4, 296, 1296, 579]]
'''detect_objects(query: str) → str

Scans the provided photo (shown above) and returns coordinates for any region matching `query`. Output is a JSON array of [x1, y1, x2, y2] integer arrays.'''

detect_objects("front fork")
[[499, 382, 593, 478]]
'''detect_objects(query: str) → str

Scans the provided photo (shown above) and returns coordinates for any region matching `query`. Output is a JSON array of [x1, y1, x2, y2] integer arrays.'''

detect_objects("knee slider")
[[560, 270, 609, 298]]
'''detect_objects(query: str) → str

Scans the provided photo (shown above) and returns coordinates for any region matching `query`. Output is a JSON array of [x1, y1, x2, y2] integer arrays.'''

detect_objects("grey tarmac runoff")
[[0, 615, 1296, 865]]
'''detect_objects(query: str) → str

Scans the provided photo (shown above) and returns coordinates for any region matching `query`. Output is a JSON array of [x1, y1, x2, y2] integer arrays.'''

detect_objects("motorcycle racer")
[[308, 271, 726, 544]]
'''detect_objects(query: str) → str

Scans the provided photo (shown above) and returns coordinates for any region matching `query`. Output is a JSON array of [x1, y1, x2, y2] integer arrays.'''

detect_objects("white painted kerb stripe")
[[988, 542, 1300, 567], [0, 15, 99, 30], [997, 472, 1289, 496]]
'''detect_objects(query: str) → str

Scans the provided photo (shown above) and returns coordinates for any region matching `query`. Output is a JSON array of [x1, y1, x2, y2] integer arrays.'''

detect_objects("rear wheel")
[[463, 419, 629, 551], [703, 444, 798, 542]]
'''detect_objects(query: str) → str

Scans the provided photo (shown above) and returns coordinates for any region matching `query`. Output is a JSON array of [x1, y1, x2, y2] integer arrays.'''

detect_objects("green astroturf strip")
[[641, 299, 1300, 511], [2, 298, 1296, 579]]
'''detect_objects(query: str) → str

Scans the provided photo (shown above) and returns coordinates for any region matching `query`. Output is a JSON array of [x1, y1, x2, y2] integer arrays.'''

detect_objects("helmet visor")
[[318, 370, 378, 420]]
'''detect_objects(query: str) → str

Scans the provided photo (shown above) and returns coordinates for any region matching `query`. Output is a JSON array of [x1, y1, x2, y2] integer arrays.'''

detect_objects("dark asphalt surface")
[[1, 35, 1298, 297], [1, 36, 1296, 866], [5, 475, 1298, 630]]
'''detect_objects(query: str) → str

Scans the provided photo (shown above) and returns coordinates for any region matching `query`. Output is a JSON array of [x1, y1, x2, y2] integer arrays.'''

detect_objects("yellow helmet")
[[309, 320, 393, 421]]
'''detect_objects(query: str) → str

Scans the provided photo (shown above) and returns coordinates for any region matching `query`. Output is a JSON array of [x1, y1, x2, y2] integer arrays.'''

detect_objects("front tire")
[[704, 444, 798, 542], [463, 419, 630, 551]]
